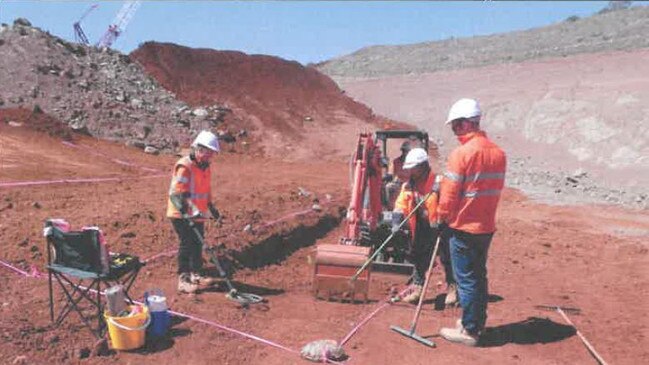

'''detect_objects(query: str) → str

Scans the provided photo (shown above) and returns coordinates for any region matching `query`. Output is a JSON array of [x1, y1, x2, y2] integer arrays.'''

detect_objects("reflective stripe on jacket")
[[438, 131, 506, 234], [394, 171, 440, 242], [166, 156, 212, 220]]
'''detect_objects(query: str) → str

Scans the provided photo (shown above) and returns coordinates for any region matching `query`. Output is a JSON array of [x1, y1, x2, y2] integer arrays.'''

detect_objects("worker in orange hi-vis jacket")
[[167, 130, 222, 294], [437, 98, 507, 347], [391, 147, 456, 305]]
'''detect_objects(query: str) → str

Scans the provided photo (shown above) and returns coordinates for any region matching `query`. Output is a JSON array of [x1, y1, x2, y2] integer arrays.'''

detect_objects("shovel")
[[390, 232, 442, 348]]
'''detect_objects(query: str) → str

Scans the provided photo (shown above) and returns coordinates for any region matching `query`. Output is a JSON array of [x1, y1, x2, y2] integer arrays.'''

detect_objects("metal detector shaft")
[[187, 221, 235, 291], [187, 220, 264, 305], [350, 190, 435, 282]]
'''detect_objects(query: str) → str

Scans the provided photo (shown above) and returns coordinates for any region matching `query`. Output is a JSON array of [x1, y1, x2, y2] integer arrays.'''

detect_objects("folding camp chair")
[[44, 219, 143, 338]]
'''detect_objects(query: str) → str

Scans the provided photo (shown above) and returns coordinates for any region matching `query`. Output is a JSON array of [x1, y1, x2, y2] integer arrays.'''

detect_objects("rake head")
[[390, 325, 436, 348], [535, 305, 581, 314]]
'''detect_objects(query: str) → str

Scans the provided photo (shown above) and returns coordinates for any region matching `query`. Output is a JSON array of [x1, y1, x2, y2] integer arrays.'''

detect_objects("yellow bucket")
[[104, 305, 150, 350]]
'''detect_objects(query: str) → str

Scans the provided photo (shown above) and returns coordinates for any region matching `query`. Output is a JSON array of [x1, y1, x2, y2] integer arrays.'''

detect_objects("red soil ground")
[[1, 111, 648, 364]]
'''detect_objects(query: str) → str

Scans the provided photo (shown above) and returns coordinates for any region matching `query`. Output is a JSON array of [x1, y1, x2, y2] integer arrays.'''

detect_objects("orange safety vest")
[[394, 170, 440, 242], [438, 131, 506, 234], [166, 156, 212, 220]]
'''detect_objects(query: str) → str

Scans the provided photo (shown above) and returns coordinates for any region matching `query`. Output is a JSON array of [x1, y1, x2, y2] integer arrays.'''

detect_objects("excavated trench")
[[228, 208, 346, 270]]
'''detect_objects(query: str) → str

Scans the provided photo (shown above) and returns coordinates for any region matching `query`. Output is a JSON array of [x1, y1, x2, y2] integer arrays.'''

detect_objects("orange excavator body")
[[313, 130, 430, 302]]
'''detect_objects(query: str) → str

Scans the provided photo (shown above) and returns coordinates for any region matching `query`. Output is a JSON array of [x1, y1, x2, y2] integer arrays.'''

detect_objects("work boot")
[[445, 283, 458, 307], [191, 271, 217, 286], [440, 326, 480, 347], [178, 273, 198, 294], [401, 285, 423, 304]]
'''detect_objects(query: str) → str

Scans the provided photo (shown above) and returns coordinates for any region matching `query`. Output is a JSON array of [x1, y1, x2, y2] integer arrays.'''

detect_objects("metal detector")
[[188, 222, 264, 306]]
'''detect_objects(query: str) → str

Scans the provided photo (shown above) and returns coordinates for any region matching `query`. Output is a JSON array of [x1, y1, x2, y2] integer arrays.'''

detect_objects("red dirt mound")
[[129, 42, 408, 159], [0, 107, 73, 140]]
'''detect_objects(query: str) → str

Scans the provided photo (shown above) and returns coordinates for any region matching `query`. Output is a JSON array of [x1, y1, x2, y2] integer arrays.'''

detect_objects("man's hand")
[[182, 211, 203, 226], [430, 221, 448, 232]]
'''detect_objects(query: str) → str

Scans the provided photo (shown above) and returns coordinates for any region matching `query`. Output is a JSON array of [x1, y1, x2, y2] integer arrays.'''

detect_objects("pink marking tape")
[[61, 141, 163, 173], [0, 174, 167, 188]]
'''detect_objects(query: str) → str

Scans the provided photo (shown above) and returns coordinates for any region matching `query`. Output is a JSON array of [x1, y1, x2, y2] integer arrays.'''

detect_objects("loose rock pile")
[[0, 19, 243, 154], [506, 157, 647, 209]]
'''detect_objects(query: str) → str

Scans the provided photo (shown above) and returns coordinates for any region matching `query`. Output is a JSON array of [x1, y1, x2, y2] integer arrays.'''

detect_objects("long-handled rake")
[[188, 222, 264, 306], [536, 305, 609, 365], [389, 232, 442, 348]]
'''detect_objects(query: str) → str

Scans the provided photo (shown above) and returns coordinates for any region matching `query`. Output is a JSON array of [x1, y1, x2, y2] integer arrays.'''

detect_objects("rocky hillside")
[[317, 5, 649, 78], [317, 6, 649, 209], [0, 19, 236, 155], [0, 19, 402, 160]]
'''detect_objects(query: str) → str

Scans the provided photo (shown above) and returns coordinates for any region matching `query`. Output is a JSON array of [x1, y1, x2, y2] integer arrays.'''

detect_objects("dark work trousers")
[[411, 216, 455, 286], [438, 227, 455, 287], [171, 219, 204, 274]]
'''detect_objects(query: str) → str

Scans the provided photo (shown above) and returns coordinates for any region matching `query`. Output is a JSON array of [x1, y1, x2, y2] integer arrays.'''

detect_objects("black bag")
[[50, 228, 103, 273]]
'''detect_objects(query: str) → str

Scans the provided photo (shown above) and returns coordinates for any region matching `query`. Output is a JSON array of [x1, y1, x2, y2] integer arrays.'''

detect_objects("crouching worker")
[[167, 130, 222, 294], [392, 147, 456, 304]]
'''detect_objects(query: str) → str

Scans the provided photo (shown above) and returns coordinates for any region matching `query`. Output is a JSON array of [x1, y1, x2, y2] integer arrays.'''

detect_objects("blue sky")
[[1, 1, 608, 64]]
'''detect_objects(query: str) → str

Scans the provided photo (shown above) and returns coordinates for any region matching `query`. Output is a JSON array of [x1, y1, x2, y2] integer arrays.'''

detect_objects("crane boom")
[[73, 4, 98, 45], [96, 0, 141, 49]]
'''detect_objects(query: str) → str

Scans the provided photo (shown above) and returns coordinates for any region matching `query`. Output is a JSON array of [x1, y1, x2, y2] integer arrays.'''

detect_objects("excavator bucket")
[[313, 244, 371, 303]]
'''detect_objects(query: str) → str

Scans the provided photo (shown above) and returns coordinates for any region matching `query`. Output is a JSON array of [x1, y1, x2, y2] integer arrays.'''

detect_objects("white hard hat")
[[403, 147, 429, 169], [446, 98, 481, 124], [192, 130, 220, 152]]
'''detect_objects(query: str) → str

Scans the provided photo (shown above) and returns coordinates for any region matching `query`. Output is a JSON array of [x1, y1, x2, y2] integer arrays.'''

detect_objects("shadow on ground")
[[480, 316, 575, 347]]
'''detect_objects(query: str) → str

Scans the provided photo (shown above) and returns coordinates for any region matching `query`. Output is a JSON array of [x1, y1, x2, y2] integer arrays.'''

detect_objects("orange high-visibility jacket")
[[166, 156, 212, 221], [394, 170, 441, 241], [438, 131, 506, 234]]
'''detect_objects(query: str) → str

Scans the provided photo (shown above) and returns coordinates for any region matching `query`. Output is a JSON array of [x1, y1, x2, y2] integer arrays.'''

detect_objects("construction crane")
[[96, 0, 141, 49], [73, 4, 98, 45]]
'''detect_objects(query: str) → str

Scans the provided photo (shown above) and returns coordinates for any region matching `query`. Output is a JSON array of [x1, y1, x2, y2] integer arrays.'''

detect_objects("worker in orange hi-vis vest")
[[437, 98, 507, 347], [167, 130, 222, 294], [391, 147, 456, 305]]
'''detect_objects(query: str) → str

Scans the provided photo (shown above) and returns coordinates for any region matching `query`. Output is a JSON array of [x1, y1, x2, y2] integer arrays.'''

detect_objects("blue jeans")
[[450, 229, 493, 335]]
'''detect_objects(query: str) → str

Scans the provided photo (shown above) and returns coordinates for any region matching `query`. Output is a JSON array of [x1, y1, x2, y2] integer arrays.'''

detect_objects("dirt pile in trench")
[[129, 42, 407, 160]]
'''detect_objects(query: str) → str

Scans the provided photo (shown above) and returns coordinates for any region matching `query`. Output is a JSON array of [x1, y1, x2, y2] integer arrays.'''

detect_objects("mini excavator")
[[312, 130, 430, 302]]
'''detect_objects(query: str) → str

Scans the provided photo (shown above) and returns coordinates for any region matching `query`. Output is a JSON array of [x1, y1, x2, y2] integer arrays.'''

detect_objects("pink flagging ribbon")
[[0, 258, 304, 360], [339, 286, 412, 346], [0, 174, 167, 188], [61, 141, 163, 173], [258, 208, 314, 229], [0, 259, 33, 277], [143, 249, 179, 263], [168, 309, 299, 355]]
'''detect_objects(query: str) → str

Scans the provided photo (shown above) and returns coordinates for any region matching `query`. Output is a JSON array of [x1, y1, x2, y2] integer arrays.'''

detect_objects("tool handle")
[[556, 308, 609, 365], [350, 190, 435, 281], [188, 222, 236, 291], [409, 233, 442, 332]]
